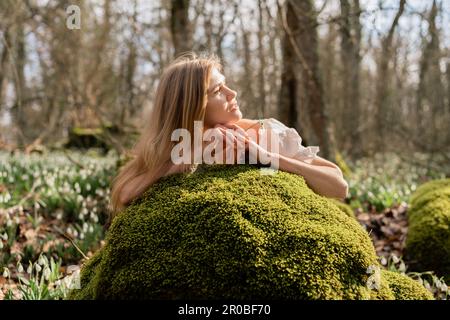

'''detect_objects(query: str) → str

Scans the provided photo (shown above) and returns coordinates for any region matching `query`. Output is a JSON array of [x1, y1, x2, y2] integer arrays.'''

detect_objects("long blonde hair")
[[110, 53, 222, 218]]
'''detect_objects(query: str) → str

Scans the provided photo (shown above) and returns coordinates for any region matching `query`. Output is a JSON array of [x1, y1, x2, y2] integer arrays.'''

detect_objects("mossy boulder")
[[406, 179, 450, 279], [372, 271, 433, 300], [69, 164, 431, 300]]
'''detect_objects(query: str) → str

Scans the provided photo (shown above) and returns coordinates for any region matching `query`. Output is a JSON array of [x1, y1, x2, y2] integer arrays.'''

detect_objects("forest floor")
[[356, 202, 408, 261]]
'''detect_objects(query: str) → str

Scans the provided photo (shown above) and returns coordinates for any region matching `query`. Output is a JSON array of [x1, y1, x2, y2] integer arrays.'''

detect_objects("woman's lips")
[[229, 103, 239, 111]]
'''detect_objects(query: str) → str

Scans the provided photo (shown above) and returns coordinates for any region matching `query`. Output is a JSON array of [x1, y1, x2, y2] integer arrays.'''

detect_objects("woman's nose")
[[226, 86, 237, 100]]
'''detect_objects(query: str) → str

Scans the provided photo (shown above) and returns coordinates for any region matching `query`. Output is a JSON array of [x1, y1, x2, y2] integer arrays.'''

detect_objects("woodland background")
[[0, 0, 449, 166], [0, 0, 449, 299]]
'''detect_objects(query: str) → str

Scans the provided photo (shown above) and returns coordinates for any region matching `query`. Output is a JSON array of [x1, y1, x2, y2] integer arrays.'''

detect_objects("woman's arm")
[[270, 152, 348, 200], [231, 120, 348, 199], [304, 155, 344, 178]]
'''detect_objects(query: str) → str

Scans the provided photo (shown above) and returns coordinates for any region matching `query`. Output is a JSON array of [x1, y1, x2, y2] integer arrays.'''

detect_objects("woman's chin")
[[230, 109, 242, 120]]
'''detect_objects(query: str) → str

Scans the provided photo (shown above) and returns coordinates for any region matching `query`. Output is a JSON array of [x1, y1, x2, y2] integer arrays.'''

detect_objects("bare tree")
[[278, 0, 336, 160], [374, 0, 406, 152], [170, 0, 192, 57], [339, 0, 362, 158], [416, 0, 446, 149]]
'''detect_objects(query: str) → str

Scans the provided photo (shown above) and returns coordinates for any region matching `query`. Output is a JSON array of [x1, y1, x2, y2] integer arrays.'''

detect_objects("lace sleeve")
[[261, 118, 320, 162]]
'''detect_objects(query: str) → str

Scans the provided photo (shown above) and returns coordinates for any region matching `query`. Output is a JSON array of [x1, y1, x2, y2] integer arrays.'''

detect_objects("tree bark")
[[278, 0, 335, 160], [257, 0, 266, 118], [339, 0, 362, 158], [374, 0, 406, 153], [170, 0, 192, 57]]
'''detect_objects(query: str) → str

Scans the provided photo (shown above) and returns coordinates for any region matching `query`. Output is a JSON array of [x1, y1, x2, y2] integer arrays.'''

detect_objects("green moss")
[[406, 179, 450, 278], [67, 249, 104, 300], [328, 198, 355, 219], [409, 179, 450, 209], [68, 164, 430, 300], [380, 271, 434, 300], [406, 196, 450, 277]]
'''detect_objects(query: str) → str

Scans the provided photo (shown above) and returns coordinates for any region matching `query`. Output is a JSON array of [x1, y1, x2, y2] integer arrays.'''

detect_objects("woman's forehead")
[[209, 68, 225, 91]]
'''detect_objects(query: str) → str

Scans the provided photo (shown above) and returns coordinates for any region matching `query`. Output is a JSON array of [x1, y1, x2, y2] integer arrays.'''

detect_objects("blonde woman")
[[110, 53, 348, 217]]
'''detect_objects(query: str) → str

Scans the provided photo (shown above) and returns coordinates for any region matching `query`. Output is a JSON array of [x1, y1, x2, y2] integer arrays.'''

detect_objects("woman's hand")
[[214, 123, 273, 164]]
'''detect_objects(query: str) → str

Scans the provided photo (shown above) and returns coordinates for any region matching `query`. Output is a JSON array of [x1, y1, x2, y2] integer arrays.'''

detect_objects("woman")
[[110, 53, 348, 217]]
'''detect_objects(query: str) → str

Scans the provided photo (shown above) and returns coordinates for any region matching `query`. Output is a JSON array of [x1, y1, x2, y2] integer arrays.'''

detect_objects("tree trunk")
[[0, 27, 10, 113], [339, 0, 362, 158], [257, 0, 266, 118], [12, 15, 27, 146], [374, 0, 406, 153], [278, 1, 298, 130], [278, 0, 335, 160], [170, 0, 192, 57]]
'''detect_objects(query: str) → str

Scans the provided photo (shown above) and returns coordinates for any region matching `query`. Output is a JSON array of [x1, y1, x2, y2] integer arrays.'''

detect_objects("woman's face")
[[204, 68, 242, 128]]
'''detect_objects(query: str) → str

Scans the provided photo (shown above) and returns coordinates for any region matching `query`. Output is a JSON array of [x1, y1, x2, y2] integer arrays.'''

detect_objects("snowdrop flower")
[[43, 266, 51, 280], [38, 255, 47, 266]]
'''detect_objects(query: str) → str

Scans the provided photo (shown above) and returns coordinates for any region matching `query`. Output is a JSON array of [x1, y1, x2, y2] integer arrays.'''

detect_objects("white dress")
[[259, 118, 320, 163]]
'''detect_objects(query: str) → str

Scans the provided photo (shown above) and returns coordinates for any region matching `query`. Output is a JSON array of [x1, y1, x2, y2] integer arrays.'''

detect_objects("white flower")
[[3, 267, 10, 278], [17, 263, 24, 273], [43, 267, 51, 280], [35, 263, 42, 272], [38, 255, 47, 266], [392, 255, 400, 264]]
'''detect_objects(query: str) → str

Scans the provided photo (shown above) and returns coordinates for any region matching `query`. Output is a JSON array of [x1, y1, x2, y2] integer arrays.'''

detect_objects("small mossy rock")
[[406, 179, 450, 278], [409, 179, 450, 209], [379, 271, 433, 300], [68, 165, 427, 300], [328, 198, 355, 219]]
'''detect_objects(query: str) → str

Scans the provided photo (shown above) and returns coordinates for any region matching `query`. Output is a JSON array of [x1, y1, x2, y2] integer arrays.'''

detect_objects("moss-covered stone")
[[409, 179, 450, 209], [379, 271, 433, 300], [69, 164, 431, 300], [406, 180, 450, 278]]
